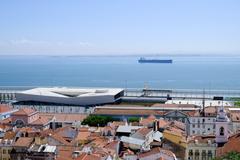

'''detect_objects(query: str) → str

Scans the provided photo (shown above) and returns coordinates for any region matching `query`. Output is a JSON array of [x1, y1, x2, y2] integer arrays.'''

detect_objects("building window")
[[207, 150, 213, 160], [202, 119, 205, 123], [195, 150, 200, 160], [193, 124, 195, 128], [220, 127, 224, 136], [202, 150, 207, 160], [3, 149, 6, 154], [8, 149, 11, 154], [192, 130, 195, 134], [189, 150, 193, 156], [188, 149, 193, 160]]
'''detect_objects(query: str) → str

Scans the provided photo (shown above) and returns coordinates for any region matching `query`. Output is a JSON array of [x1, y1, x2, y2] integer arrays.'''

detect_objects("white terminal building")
[[15, 87, 124, 106], [166, 99, 234, 107]]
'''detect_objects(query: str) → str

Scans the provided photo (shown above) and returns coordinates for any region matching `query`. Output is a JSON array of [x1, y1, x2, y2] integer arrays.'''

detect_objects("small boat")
[[138, 57, 173, 63]]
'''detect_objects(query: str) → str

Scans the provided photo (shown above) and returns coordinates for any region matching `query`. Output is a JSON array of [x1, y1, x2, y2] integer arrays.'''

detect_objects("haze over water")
[[0, 55, 240, 90]]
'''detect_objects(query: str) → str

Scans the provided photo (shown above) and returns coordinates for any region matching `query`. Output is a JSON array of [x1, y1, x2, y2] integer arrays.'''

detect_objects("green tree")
[[81, 115, 114, 127], [212, 151, 240, 160], [128, 117, 140, 123], [234, 101, 240, 107]]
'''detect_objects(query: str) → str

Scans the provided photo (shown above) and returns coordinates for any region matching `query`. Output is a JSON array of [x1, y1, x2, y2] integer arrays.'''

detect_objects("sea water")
[[0, 55, 240, 90]]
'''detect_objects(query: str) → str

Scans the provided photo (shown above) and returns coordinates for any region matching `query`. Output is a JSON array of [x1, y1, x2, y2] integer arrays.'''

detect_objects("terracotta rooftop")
[[3, 131, 16, 140], [55, 126, 77, 139], [0, 104, 12, 113], [164, 127, 185, 137], [217, 132, 240, 157], [103, 140, 119, 151], [40, 113, 87, 122], [185, 110, 199, 116], [16, 127, 35, 133], [31, 115, 53, 125], [229, 111, 240, 122], [76, 131, 91, 141], [109, 121, 126, 128], [56, 146, 75, 160], [13, 137, 34, 147], [170, 121, 186, 131], [12, 108, 36, 116], [76, 153, 101, 160], [188, 135, 215, 144], [138, 147, 175, 159], [140, 115, 157, 126], [204, 106, 218, 114], [0, 117, 12, 124], [158, 119, 169, 128], [49, 132, 72, 146], [86, 137, 108, 148], [135, 128, 153, 137]]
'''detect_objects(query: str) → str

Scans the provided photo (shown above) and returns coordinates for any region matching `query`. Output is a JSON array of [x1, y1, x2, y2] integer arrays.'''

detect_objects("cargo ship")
[[138, 57, 173, 63]]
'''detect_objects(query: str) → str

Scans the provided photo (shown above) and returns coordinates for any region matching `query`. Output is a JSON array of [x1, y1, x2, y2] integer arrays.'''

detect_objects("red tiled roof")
[[140, 115, 157, 126], [86, 137, 108, 148], [76, 131, 91, 141], [138, 147, 175, 159], [49, 133, 72, 146], [40, 113, 87, 122], [188, 135, 215, 144], [76, 153, 101, 160], [16, 127, 35, 132], [3, 131, 16, 139], [217, 132, 240, 157], [103, 140, 119, 151], [0, 104, 12, 113], [158, 119, 169, 128], [135, 128, 152, 137], [31, 115, 53, 125], [12, 108, 36, 116], [229, 111, 240, 122], [0, 117, 12, 124], [13, 137, 34, 147], [56, 146, 75, 160]]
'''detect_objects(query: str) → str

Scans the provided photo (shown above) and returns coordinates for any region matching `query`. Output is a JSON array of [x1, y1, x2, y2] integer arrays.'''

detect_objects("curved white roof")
[[16, 87, 124, 105], [20, 87, 123, 98]]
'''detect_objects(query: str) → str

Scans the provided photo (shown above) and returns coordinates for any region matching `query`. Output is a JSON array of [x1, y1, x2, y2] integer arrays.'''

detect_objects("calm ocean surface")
[[0, 55, 240, 90]]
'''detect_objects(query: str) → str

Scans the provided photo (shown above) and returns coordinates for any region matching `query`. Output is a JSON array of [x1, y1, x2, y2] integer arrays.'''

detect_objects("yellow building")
[[163, 128, 187, 148], [0, 144, 12, 160], [0, 131, 16, 160]]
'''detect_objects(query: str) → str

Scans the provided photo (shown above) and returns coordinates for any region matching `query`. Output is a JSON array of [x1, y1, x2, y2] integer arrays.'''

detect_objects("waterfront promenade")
[[1, 87, 240, 102]]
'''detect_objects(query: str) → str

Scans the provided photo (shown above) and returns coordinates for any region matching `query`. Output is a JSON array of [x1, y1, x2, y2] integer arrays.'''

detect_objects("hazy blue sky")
[[0, 0, 240, 55]]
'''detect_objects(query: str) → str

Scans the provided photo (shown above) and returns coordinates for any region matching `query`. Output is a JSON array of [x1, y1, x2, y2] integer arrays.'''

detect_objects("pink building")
[[11, 108, 39, 127]]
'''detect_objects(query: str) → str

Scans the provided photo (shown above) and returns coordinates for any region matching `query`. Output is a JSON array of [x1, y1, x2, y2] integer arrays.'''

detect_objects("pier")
[[124, 88, 240, 100]]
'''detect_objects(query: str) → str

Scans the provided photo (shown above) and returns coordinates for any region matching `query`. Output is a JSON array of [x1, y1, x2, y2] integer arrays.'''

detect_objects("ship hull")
[[138, 59, 172, 63]]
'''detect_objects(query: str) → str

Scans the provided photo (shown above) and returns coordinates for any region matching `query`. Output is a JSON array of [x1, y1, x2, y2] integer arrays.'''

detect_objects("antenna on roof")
[[202, 89, 205, 117]]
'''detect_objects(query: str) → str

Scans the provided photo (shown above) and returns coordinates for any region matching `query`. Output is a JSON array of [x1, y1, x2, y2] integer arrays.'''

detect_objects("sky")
[[0, 0, 240, 56]]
